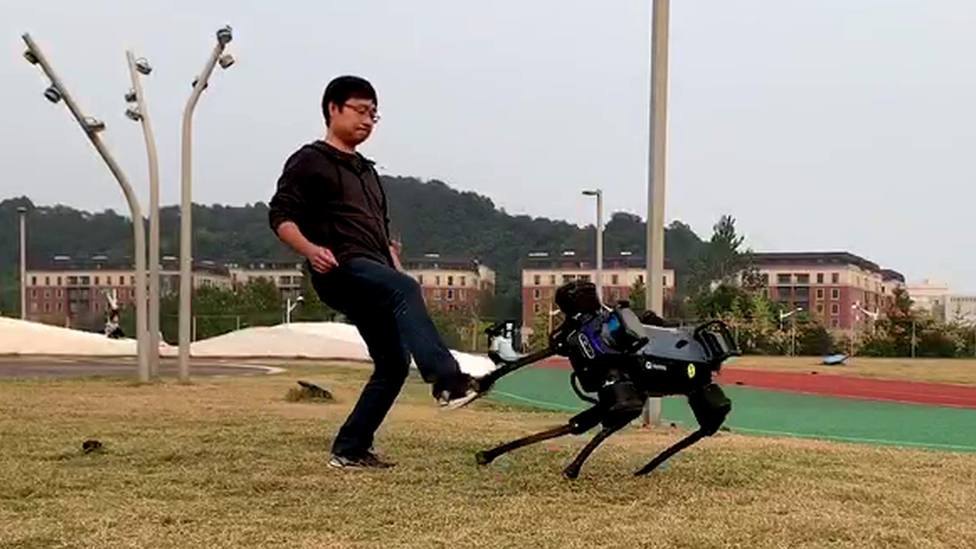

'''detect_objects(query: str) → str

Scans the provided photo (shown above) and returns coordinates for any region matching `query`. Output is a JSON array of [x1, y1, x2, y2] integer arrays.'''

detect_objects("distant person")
[[268, 75, 486, 470]]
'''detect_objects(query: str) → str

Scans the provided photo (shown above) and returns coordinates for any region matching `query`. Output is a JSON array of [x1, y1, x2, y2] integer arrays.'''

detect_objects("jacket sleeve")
[[268, 150, 313, 233]]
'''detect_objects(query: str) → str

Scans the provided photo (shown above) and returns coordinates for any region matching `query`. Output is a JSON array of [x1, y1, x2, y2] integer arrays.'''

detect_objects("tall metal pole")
[[18, 207, 27, 320], [596, 190, 603, 303], [22, 33, 149, 382], [126, 51, 161, 379], [643, 0, 670, 428], [179, 27, 233, 383], [583, 189, 603, 302]]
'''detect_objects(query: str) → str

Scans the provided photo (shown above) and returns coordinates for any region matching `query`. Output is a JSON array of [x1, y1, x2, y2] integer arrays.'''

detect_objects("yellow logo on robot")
[[687, 363, 696, 378]]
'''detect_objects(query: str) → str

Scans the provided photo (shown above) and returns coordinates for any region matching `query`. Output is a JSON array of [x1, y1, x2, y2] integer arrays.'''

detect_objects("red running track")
[[539, 358, 976, 408], [718, 368, 976, 409]]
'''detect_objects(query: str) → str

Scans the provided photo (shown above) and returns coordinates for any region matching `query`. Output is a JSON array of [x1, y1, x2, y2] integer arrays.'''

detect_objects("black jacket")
[[269, 141, 394, 267]]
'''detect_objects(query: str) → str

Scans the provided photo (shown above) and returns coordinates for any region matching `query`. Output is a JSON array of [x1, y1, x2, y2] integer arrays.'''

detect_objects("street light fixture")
[[582, 189, 603, 304], [22, 33, 149, 383], [780, 307, 802, 356], [286, 295, 304, 324], [125, 49, 162, 379], [178, 24, 236, 383]]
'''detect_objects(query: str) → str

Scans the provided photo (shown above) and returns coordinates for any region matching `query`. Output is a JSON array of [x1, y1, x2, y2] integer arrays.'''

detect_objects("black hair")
[[321, 75, 377, 125]]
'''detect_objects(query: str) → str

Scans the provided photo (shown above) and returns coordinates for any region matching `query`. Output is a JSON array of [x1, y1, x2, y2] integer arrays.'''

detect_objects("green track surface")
[[490, 366, 976, 453]]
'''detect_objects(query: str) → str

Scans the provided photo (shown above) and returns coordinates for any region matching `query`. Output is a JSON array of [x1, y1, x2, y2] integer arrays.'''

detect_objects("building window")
[[57, 289, 63, 298], [81, 276, 90, 285], [57, 303, 63, 312], [549, 275, 556, 285], [815, 303, 824, 314], [130, 276, 135, 285], [461, 276, 466, 286], [830, 318, 840, 328], [796, 274, 810, 284], [31, 289, 37, 298], [831, 288, 840, 300], [816, 289, 824, 300], [434, 289, 442, 301], [563, 275, 575, 283], [534, 275, 541, 285], [662, 276, 668, 287], [44, 276, 50, 286], [533, 289, 542, 300], [533, 303, 541, 314], [448, 276, 454, 286], [44, 290, 51, 299], [777, 274, 792, 285], [436, 276, 441, 286], [57, 276, 62, 286], [30, 276, 37, 286], [831, 303, 840, 315], [578, 274, 591, 282], [638, 275, 644, 284], [817, 273, 824, 284], [94, 276, 100, 286], [43, 303, 51, 313], [832, 273, 840, 284], [611, 274, 619, 285]]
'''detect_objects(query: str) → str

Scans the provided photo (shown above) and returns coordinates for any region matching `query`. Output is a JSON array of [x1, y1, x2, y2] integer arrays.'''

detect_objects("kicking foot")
[[328, 451, 396, 470], [435, 373, 491, 410]]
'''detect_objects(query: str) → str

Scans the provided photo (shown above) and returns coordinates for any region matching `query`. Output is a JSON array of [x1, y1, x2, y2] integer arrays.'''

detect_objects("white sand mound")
[[0, 316, 137, 355], [0, 318, 496, 377], [190, 322, 497, 376]]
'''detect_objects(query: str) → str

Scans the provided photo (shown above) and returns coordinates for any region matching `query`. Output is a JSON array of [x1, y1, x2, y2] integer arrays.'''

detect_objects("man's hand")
[[306, 244, 338, 274], [390, 243, 404, 272], [275, 221, 338, 274]]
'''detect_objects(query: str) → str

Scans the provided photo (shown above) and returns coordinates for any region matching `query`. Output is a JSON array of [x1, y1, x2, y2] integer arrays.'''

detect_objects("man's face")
[[329, 97, 378, 146]]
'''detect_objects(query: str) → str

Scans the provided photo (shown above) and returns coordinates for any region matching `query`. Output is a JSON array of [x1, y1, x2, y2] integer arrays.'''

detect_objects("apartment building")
[[225, 261, 304, 301], [402, 254, 496, 314], [24, 256, 232, 327], [520, 251, 676, 337], [747, 252, 905, 330]]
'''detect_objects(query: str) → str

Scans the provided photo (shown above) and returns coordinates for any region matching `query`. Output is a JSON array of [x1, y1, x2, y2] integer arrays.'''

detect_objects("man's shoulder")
[[283, 141, 333, 173]]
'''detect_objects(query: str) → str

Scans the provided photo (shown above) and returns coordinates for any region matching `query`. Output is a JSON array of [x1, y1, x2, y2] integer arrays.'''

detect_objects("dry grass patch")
[[1, 363, 975, 548], [728, 355, 976, 385]]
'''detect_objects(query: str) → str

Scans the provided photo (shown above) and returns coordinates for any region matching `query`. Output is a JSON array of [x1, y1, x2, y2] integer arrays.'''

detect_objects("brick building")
[[24, 256, 232, 328], [746, 252, 905, 330], [520, 251, 676, 338], [225, 261, 304, 301], [402, 254, 496, 314]]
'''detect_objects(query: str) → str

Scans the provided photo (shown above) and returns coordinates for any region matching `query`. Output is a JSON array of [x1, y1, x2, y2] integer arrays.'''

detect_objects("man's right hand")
[[306, 244, 339, 274]]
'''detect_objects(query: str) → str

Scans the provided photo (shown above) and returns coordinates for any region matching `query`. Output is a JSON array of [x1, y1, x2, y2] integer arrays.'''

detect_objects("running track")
[[541, 358, 976, 409]]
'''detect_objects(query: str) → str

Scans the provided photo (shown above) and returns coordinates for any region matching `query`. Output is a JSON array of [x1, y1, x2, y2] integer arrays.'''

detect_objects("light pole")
[[179, 25, 235, 383], [17, 207, 27, 320], [22, 33, 149, 383], [582, 189, 603, 302], [125, 51, 161, 379], [779, 307, 802, 356], [642, 0, 670, 429], [854, 304, 879, 334], [285, 295, 303, 324]]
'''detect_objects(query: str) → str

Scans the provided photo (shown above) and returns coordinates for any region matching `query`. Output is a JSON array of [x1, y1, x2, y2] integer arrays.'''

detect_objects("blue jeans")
[[311, 257, 461, 456]]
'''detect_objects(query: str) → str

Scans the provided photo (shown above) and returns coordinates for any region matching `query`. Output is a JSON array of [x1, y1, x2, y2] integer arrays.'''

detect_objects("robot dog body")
[[476, 280, 738, 479]]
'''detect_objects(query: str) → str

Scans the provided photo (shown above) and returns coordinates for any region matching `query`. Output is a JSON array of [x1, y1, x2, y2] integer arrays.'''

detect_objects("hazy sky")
[[2, 1, 975, 291]]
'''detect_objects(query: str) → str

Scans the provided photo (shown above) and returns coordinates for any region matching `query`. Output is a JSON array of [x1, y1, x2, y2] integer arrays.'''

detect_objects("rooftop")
[[750, 251, 903, 280]]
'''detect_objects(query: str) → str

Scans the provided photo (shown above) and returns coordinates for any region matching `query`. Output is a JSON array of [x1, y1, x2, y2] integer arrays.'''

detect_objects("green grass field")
[[2, 362, 976, 548]]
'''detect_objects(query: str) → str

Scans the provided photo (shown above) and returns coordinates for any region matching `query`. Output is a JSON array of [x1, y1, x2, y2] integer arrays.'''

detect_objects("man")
[[269, 76, 486, 470]]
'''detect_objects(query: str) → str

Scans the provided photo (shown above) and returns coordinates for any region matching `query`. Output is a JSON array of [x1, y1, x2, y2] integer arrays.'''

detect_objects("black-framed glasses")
[[343, 102, 380, 123]]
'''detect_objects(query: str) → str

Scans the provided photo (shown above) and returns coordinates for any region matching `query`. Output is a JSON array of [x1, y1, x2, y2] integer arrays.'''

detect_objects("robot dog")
[[474, 280, 738, 479]]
